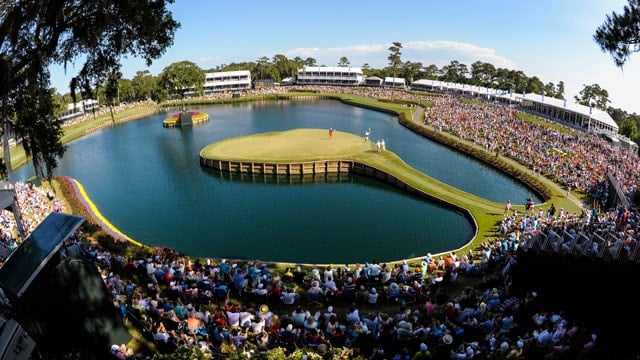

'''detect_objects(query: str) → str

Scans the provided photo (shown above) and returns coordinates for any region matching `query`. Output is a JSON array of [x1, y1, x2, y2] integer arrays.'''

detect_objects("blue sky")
[[50, 0, 640, 114]]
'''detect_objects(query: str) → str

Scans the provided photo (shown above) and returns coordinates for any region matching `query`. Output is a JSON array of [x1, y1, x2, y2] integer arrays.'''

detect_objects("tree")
[[360, 63, 370, 75], [304, 57, 317, 67], [292, 56, 305, 69], [338, 56, 350, 67], [556, 81, 565, 99], [440, 60, 469, 83], [272, 54, 296, 82], [117, 79, 135, 103], [619, 117, 639, 139], [607, 106, 630, 124], [12, 68, 66, 184], [0, 0, 179, 183], [525, 76, 545, 94], [594, 0, 640, 68], [470, 61, 496, 87], [103, 70, 122, 124], [388, 42, 403, 79], [574, 84, 611, 110], [422, 64, 440, 80], [158, 61, 205, 100], [255, 56, 271, 80], [51, 91, 68, 120], [543, 82, 557, 97], [402, 61, 423, 83]]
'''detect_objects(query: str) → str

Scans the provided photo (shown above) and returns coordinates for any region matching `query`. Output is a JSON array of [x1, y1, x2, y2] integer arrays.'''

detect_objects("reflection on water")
[[203, 167, 355, 185]]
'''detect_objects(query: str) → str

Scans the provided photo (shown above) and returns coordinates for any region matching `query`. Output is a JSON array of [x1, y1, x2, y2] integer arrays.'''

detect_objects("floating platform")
[[163, 111, 210, 128]]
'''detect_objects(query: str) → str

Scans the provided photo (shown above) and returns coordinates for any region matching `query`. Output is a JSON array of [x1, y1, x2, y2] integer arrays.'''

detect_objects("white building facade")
[[296, 66, 365, 86], [203, 70, 252, 94]]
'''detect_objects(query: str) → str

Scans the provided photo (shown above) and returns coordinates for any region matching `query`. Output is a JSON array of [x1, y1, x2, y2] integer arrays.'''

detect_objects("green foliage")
[[158, 61, 205, 98], [388, 42, 403, 78], [594, 0, 640, 68], [573, 84, 610, 110], [117, 79, 135, 103], [469, 61, 496, 87], [441, 60, 469, 83], [619, 118, 639, 139], [12, 69, 67, 181], [0, 0, 179, 179], [132, 70, 159, 101], [153, 346, 213, 360]]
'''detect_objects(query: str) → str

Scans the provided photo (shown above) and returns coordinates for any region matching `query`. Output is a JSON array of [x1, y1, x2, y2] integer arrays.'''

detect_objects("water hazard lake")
[[16, 99, 540, 264]]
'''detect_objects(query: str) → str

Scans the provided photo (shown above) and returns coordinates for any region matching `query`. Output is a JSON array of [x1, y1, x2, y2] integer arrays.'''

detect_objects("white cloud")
[[279, 40, 518, 69], [403, 41, 518, 69]]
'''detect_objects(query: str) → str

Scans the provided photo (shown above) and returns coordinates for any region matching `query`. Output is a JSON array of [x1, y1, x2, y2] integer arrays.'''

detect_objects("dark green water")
[[16, 99, 540, 264]]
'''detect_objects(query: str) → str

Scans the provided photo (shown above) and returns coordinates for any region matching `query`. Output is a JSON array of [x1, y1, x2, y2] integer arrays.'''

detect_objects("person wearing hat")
[[367, 287, 379, 305], [323, 306, 336, 325], [219, 259, 230, 277], [307, 280, 324, 296], [279, 323, 299, 349], [387, 282, 401, 305], [110, 344, 125, 360], [396, 320, 415, 342], [412, 342, 432, 359], [430, 333, 455, 359]]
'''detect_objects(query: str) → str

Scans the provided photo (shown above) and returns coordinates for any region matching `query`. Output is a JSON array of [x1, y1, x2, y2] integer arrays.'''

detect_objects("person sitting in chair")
[[281, 287, 299, 305], [367, 287, 379, 305], [308, 281, 324, 297]]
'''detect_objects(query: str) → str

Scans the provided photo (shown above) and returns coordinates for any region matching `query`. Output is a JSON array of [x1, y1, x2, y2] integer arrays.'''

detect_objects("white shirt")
[[323, 269, 334, 282], [281, 291, 298, 305], [251, 318, 266, 334]]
